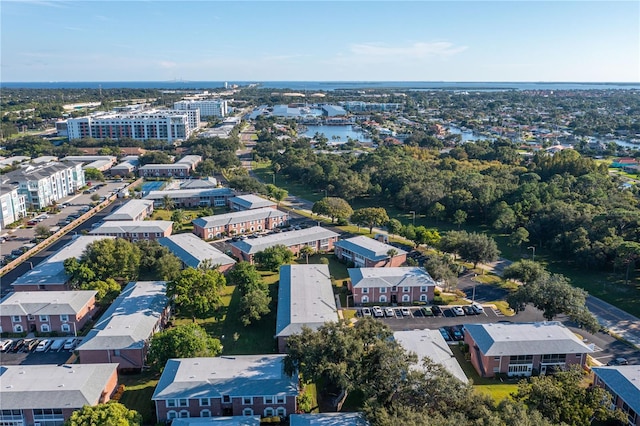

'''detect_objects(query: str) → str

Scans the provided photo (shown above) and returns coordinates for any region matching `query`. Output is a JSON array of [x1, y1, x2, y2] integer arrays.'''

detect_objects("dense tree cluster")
[[147, 323, 222, 373], [166, 267, 226, 321], [64, 402, 141, 426], [226, 261, 272, 326], [254, 244, 294, 272]]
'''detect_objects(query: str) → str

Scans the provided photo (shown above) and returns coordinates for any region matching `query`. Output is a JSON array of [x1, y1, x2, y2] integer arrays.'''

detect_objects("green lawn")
[[119, 371, 160, 426]]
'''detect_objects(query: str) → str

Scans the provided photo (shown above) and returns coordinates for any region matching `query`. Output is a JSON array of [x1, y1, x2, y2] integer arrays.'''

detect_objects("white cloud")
[[349, 41, 467, 59], [159, 61, 178, 69]]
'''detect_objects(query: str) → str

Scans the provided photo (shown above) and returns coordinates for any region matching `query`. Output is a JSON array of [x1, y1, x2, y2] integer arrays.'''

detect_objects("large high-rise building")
[[173, 99, 228, 118], [66, 109, 198, 142]]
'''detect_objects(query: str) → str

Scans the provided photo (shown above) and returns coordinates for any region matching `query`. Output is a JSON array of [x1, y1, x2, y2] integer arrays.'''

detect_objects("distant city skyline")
[[1, 1, 638, 83]]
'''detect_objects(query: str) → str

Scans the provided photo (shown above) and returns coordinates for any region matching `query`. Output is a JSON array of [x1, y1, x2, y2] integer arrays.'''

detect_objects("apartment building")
[[138, 155, 202, 178], [103, 199, 154, 221], [0, 184, 27, 229], [228, 194, 276, 211], [89, 220, 173, 241], [348, 267, 436, 305], [335, 236, 407, 267], [192, 207, 289, 239], [144, 187, 235, 208], [592, 365, 640, 426], [2, 162, 85, 209], [158, 233, 236, 273], [174, 99, 228, 118]]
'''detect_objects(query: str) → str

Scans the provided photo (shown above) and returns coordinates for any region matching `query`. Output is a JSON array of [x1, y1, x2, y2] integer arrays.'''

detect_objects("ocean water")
[[2, 81, 639, 91]]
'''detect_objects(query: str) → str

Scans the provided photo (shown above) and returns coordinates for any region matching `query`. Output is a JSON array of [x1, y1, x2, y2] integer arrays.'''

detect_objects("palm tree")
[[300, 246, 315, 264], [171, 209, 186, 231], [162, 195, 175, 211], [385, 248, 398, 267]]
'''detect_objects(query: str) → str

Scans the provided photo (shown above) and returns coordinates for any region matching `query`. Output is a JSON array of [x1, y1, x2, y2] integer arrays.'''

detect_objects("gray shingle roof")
[[158, 234, 235, 269], [464, 322, 594, 356], [335, 236, 407, 262], [171, 417, 261, 426], [0, 363, 118, 410], [152, 355, 298, 400], [290, 413, 369, 426], [393, 329, 468, 383], [145, 187, 234, 200], [193, 207, 287, 229], [592, 366, 640, 415], [348, 267, 435, 289], [76, 281, 168, 351], [231, 227, 339, 255], [89, 220, 173, 235], [275, 264, 338, 338], [0, 290, 97, 316], [104, 199, 154, 221], [229, 194, 276, 210]]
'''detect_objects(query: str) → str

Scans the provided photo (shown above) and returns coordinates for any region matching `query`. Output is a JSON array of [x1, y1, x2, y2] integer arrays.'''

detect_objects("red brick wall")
[[156, 396, 296, 422], [351, 285, 434, 306]]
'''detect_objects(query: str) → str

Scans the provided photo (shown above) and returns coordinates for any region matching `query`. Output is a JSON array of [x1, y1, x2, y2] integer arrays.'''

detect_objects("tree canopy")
[[351, 207, 390, 233], [65, 402, 141, 426], [147, 323, 222, 373], [166, 267, 226, 320], [312, 197, 353, 223], [254, 244, 294, 272]]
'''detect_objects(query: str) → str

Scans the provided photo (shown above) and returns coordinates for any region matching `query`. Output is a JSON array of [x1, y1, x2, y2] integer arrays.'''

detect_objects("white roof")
[[12, 236, 115, 287], [171, 417, 260, 426], [158, 233, 235, 268], [290, 413, 369, 426], [145, 187, 234, 200], [394, 329, 468, 383], [76, 281, 168, 351], [335, 236, 407, 262], [193, 207, 287, 229], [275, 264, 338, 337], [0, 291, 97, 316], [152, 355, 298, 400], [464, 322, 594, 356], [104, 199, 154, 221], [139, 163, 191, 171], [348, 267, 436, 289], [0, 364, 118, 409], [229, 194, 276, 210], [90, 220, 172, 235], [231, 227, 339, 255]]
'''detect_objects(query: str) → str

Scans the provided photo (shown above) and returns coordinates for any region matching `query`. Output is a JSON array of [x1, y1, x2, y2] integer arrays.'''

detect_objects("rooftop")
[[171, 417, 261, 426], [348, 267, 436, 289], [193, 207, 288, 229], [139, 163, 191, 171], [158, 233, 235, 269], [464, 322, 594, 356], [90, 220, 173, 235], [0, 363, 118, 409], [0, 290, 97, 316], [290, 413, 369, 426], [393, 329, 468, 383], [145, 187, 234, 200], [231, 226, 339, 255], [104, 199, 154, 221], [275, 264, 338, 337], [592, 365, 640, 416], [152, 355, 298, 400], [229, 194, 276, 210], [335, 236, 407, 262], [12, 236, 115, 287], [76, 281, 168, 351]]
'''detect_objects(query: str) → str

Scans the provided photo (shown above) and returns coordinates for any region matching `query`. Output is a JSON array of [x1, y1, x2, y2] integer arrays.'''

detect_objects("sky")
[[1, 1, 639, 82]]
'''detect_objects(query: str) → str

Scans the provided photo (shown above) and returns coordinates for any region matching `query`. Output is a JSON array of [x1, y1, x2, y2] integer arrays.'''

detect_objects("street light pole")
[[409, 211, 416, 226], [528, 246, 536, 262], [472, 274, 477, 303]]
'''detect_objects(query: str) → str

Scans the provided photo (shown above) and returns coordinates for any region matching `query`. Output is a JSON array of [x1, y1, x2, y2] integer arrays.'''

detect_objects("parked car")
[[35, 339, 53, 352], [471, 303, 485, 314], [431, 305, 442, 316], [0, 339, 12, 352], [27, 220, 38, 226], [401, 307, 411, 317], [607, 357, 629, 366], [361, 307, 372, 317], [452, 306, 465, 316], [450, 326, 465, 341], [384, 307, 395, 317], [10, 339, 25, 352], [50, 339, 65, 352], [25, 339, 40, 351], [63, 337, 78, 350], [421, 307, 434, 316], [463, 305, 476, 315], [439, 328, 452, 342], [372, 306, 384, 318]]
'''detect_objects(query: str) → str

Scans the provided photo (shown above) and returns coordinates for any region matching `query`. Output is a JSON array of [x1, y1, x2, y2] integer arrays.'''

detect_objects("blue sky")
[[2, 1, 638, 82]]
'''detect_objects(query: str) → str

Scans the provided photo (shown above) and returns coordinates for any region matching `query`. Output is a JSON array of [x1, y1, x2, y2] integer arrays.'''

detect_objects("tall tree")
[[312, 197, 353, 223], [508, 227, 530, 252], [170, 209, 187, 231], [240, 289, 272, 326], [502, 260, 549, 285], [299, 245, 315, 264], [386, 218, 403, 236], [615, 241, 640, 285], [167, 267, 226, 321], [254, 244, 294, 272], [162, 195, 174, 211], [65, 402, 141, 426], [457, 232, 500, 268], [351, 207, 390, 234], [452, 209, 467, 229], [147, 323, 222, 373]]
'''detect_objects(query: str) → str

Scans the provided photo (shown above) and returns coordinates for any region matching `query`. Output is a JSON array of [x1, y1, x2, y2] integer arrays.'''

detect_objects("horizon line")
[[2, 80, 640, 84]]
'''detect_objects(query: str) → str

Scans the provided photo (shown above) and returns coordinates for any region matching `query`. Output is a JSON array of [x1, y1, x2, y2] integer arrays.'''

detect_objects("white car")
[[372, 306, 384, 318], [452, 306, 465, 316], [50, 339, 65, 351], [384, 307, 395, 317], [401, 307, 411, 317], [361, 307, 372, 317], [63, 337, 78, 350], [35, 339, 52, 352], [0, 339, 12, 352], [471, 303, 485, 314]]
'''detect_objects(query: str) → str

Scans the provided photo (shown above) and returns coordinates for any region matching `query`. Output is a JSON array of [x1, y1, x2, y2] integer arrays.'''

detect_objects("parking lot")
[[0, 337, 81, 365]]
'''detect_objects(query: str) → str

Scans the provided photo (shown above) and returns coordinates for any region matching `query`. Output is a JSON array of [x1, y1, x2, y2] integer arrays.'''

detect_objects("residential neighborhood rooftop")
[[0, 290, 97, 316], [393, 329, 468, 383], [592, 365, 640, 416], [193, 207, 288, 229], [231, 226, 339, 254], [275, 264, 338, 338], [158, 233, 235, 269], [0, 363, 119, 409], [348, 267, 436, 289], [76, 281, 168, 351], [335, 236, 407, 262], [229, 194, 276, 210], [171, 417, 261, 426], [290, 413, 369, 426], [152, 355, 298, 400], [144, 187, 234, 200], [89, 220, 173, 235], [464, 322, 594, 356], [104, 199, 154, 221]]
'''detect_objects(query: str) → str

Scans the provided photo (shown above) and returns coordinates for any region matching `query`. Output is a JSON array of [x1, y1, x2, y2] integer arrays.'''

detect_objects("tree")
[[162, 195, 174, 211], [67, 238, 141, 283], [386, 218, 403, 236], [266, 184, 288, 206], [452, 209, 467, 229], [254, 244, 294, 272], [147, 323, 222, 373], [83, 167, 105, 182], [34, 223, 52, 240], [226, 261, 263, 291], [508, 227, 530, 252], [167, 267, 226, 321], [512, 365, 627, 426], [457, 232, 500, 268], [351, 207, 390, 234], [170, 209, 187, 231], [139, 151, 172, 165], [65, 402, 141, 426], [90, 193, 101, 202], [429, 202, 446, 223], [311, 197, 353, 223], [137, 240, 182, 281], [299, 245, 315, 264], [502, 260, 549, 285], [615, 241, 640, 285], [414, 226, 441, 248], [240, 288, 272, 326]]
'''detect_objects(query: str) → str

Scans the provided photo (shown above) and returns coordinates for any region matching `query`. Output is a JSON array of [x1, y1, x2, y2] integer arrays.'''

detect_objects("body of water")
[[303, 125, 372, 143], [2, 81, 639, 91]]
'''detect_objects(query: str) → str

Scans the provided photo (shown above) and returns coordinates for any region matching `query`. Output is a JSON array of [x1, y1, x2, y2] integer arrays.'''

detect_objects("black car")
[[463, 305, 476, 315], [10, 339, 25, 352], [431, 305, 443, 316]]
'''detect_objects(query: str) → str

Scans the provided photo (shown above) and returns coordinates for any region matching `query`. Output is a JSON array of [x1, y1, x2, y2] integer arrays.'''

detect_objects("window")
[[361, 296, 369, 304], [391, 286, 397, 292], [60, 314, 69, 322], [420, 286, 427, 292], [277, 407, 286, 417], [41, 324, 50, 332], [223, 395, 231, 403], [200, 410, 211, 417], [39, 315, 49, 322], [402, 295, 410, 302], [362, 288, 369, 294], [420, 294, 427, 302], [242, 409, 253, 416], [264, 396, 274, 404], [61, 324, 71, 333], [179, 410, 189, 418], [403, 287, 409, 292], [13, 325, 22, 333], [12, 316, 20, 323], [243, 397, 252, 405], [264, 408, 275, 417], [380, 287, 387, 293], [166, 400, 176, 408], [379, 295, 387, 303], [199, 398, 210, 406], [276, 395, 285, 404]]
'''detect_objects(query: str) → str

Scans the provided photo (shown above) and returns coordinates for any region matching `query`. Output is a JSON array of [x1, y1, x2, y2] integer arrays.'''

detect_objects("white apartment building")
[[0, 185, 27, 229], [66, 109, 199, 142], [2, 162, 85, 209], [174, 99, 228, 118]]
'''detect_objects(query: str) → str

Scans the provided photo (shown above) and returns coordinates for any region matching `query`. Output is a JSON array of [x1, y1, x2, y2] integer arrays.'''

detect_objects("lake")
[[303, 125, 372, 143]]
